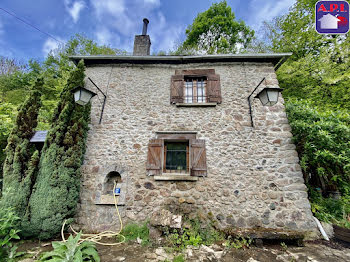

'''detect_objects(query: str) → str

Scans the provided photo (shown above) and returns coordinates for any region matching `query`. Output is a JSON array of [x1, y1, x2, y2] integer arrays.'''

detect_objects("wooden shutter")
[[207, 74, 222, 103], [190, 139, 207, 177], [170, 75, 184, 104], [146, 139, 163, 175]]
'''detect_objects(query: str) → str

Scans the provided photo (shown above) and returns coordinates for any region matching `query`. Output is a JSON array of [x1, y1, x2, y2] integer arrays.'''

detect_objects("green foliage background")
[[0, 35, 121, 239], [266, 0, 350, 225], [0, 34, 123, 190]]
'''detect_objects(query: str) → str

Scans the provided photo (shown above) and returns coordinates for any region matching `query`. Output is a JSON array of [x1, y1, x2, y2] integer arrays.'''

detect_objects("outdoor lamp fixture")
[[73, 77, 107, 124], [247, 77, 283, 127], [73, 86, 97, 106]]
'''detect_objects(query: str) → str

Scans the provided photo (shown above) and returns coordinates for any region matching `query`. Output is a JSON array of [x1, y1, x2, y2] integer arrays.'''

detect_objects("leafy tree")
[[258, 0, 350, 225], [267, 0, 337, 59], [0, 89, 42, 221], [240, 0, 350, 226], [0, 57, 26, 76], [177, 1, 254, 54], [25, 61, 90, 239], [0, 34, 125, 183], [263, 0, 350, 110]]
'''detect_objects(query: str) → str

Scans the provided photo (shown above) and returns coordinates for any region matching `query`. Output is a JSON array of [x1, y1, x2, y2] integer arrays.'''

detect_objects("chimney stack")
[[133, 18, 151, 56]]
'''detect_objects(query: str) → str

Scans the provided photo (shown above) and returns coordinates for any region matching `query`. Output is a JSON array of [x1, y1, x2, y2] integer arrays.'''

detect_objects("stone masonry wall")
[[75, 61, 318, 236]]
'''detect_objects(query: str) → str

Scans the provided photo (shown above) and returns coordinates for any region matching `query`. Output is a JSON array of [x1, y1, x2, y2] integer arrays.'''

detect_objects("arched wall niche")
[[95, 165, 127, 205]]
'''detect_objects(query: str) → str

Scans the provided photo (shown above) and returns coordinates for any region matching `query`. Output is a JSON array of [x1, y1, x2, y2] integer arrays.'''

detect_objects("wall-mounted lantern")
[[73, 86, 97, 106], [255, 87, 283, 106], [72, 77, 107, 124], [248, 78, 283, 127]]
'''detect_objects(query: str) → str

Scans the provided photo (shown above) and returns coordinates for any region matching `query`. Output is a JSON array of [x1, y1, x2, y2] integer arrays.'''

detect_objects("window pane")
[[198, 79, 203, 103], [184, 77, 207, 103], [165, 142, 187, 172], [185, 80, 193, 103]]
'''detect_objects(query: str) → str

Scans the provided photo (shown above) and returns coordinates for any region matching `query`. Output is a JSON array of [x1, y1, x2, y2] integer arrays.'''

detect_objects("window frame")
[[184, 77, 207, 104], [163, 141, 190, 174], [170, 69, 221, 106], [146, 132, 207, 180]]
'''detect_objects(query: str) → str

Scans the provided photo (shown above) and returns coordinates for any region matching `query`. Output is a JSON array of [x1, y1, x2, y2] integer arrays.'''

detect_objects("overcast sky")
[[0, 0, 296, 62]]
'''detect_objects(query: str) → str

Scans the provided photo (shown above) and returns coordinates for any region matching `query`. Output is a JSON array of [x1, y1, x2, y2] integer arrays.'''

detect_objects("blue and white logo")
[[316, 1, 349, 34]]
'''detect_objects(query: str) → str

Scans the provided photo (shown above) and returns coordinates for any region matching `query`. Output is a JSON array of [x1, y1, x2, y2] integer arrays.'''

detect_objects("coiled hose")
[[61, 181, 126, 245]]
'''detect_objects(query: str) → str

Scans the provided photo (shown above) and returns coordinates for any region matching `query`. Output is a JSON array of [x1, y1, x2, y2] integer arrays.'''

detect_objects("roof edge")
[[69, 53, 292, 67]]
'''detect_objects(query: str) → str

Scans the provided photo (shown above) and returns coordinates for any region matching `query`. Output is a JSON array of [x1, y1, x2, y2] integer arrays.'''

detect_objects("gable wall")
[[75, 62, 317, 235]]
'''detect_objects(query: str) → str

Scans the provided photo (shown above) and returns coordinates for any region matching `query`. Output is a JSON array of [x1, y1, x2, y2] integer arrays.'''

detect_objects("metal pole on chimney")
[[142, 18, 149, 35]]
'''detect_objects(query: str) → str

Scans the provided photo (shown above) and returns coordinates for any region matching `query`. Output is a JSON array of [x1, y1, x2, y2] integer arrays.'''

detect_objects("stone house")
[[69, 27, 318, 239]]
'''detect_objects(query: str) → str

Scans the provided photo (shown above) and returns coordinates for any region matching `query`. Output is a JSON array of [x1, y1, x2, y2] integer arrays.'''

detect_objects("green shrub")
[[40, 232, 100, 262], [121, 222, 150, 246], [309, 188, 350, 228], [286, 100, 350, 194]]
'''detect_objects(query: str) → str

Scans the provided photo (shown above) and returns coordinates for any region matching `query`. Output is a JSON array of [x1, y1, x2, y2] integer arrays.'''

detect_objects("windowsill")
[[176, 103, 217, 107], [154, 174, 198, 181], [95, 194, 125, 206]]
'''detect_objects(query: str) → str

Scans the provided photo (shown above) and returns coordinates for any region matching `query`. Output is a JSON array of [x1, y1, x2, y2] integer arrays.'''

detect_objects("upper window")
[[170, 69, 221, 105], [184, 77, 207, 103]]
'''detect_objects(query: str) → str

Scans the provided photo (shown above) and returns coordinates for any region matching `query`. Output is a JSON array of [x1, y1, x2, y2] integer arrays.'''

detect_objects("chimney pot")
[[142, 18, 149, 35]]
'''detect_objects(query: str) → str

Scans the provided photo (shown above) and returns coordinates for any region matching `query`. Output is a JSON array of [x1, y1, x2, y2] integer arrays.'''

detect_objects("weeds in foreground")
[[39, 232, 100, 262], [0, 207, 25, 262], [172, 254, 185, 262], [164, 216, 255, 252], [119, 221, 150, 246], [280, 242, 288, 252], [164, 217, 224, 252], [223, 235, 252, 249]]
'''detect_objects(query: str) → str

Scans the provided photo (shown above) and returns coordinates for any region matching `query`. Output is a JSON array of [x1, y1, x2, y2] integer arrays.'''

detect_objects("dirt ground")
[[17, 239, 350, 262]]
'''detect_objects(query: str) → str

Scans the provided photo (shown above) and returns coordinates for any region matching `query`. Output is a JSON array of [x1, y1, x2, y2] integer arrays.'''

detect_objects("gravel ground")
[[17, 239, 350, 262]]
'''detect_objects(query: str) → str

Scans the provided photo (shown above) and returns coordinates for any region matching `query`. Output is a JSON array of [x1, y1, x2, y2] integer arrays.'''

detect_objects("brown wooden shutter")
[[190, 139, 207, 177], [170, 75, 184, 104], [207, 74, 222, 103], [146, 139, 163, 175]]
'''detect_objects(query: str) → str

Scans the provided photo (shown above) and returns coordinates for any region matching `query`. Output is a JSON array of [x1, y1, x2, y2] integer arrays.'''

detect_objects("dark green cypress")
[[26, 61, 90, 239], [1, 89, 42, 222]]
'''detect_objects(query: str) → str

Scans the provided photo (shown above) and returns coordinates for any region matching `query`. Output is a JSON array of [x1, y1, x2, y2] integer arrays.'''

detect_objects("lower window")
[[146, 133, 207, 177], [164, 142, 189, 174]]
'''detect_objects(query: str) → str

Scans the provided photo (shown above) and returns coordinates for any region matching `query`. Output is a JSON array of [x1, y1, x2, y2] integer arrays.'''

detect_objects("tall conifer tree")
[[26, 61, 90, 239], [1, 87, 42, 220]]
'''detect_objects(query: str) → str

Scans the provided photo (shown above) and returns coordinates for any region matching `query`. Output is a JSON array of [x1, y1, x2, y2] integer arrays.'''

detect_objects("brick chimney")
[[133, 18, 151, 56]]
